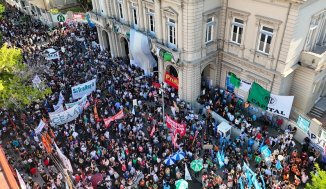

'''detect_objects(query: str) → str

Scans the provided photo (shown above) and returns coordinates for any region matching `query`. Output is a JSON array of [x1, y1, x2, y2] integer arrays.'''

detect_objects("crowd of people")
[[0, 3, 323, 189]]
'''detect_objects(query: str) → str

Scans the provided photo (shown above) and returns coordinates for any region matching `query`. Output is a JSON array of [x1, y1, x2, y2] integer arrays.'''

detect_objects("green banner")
[[247, 82, 270, 110], [229, 72, 240, 88]]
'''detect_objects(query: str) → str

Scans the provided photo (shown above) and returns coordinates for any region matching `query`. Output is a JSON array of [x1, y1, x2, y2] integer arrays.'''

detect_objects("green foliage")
[[306, 164, 326, 189], [0, 3, 5, 19], [50, 9, 59, 14], [0, 45, 51, 109]]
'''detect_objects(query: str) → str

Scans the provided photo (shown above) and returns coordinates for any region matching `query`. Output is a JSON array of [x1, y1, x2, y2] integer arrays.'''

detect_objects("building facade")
[[92, 0, 326, 127], [6, 0, 77, 25]]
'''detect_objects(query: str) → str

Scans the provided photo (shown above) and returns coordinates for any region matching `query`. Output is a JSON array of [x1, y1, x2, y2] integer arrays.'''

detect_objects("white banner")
[[52, 104, 64, 114], [50, 104, 83, 126], [35, 120, 46, 134], [239, 81, 252, 92], [65, 94, 88, 109], [185, 164, 192, 181], [267, 94, 294, 118], [71, 79, 96, 100], [54, 142, 73, 173], [53, 92, 64, 111], [45, 50, 60, 60], [16, 169, 27, 189]]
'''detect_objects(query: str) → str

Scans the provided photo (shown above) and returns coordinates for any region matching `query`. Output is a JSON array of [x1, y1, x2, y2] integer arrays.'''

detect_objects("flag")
[[41, 134, 53, 153], [260, 173, 266, 189], [185, 164, 192, 180], [166, 115, 186, 137], [239, 176, 244, 189], [94, 104, 100, 122], [192, 130, 199, 146], [276, 160, 283, 170], [35, 119, 46, 134], [103, 110, 124, 127], [252, 175, 261, 189], [53, 92, 64, 111], [54, 142, 73, 173], [152, 82, 161, 89], [53, 104, 64, 113], [132, 106, 135, 115], [229, 72, 241, 88], [217, 151, 224, 168], [248, 82, 271, 110], [16, 169, 27, 189], [150, 125, 156, 137]]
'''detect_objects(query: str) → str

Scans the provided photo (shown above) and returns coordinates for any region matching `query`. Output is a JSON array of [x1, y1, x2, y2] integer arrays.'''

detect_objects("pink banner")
[[166, 115, 186, 137], [103, 110, 124, 127]]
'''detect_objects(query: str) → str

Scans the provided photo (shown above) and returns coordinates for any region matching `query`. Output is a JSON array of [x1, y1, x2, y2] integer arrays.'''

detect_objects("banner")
[[71, 79, 96, 100], [225, 74, 235, 92], [54, 142, 73, 173], [32, 75, 41, 85], [53, 92, 65, 112], [185, 164, 192, 181], [52, 104, 64, 114], [248, 82, 270, 110], [267, 94, 294, 118], [296, 115, 310, 133], [164, 72, 178, 90], [16, 169, 27, 189], [150, 125, 156, 137], [49, 104, 83, 126], [229, 72, 240, 88], [35, 120, 46, 134], [239, 80, 251, 92], [166, 115, 186, 137], [65, 94, 88, 109], [103, 110, 124, 127], [45, 48, 60, 60]]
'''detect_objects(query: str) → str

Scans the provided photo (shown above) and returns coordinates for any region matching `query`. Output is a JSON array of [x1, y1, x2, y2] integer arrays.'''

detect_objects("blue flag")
[[239, 176, 244, 189], [86, 14, 95, 28], [252, 175, 262, 189], [260, 173, 266, 189], [276, 160, 283, 170]]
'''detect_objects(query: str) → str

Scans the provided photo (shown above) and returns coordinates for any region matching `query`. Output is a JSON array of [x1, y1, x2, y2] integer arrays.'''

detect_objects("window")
[[205, 17, 214, 43], [305, 25, 317, 51], [132, 8, 138, 26], [118, 1, 124, 19], [168, 18, 176, 47], [148, 9, 155, 33], [231, 18, 243, 44], [257, 26, 273, 54]]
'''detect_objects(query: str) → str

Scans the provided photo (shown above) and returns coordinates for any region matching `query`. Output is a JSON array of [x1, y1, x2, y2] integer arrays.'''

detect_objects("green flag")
[[229, 72, 241, 88], [163, 52, 173, 61], [247, 82, 270, 110]]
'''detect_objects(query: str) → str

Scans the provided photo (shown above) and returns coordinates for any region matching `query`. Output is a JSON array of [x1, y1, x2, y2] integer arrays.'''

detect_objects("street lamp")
[[135, 71, 166, 125]]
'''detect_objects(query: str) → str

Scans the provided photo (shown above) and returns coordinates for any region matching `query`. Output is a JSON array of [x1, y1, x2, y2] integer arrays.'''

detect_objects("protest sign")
[[103, 110, 124, 127], [71, 79, 96, 100]]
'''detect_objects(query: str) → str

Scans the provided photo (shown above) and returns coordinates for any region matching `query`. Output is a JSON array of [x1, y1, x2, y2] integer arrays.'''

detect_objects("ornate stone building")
[[91, 0, 326, 129]]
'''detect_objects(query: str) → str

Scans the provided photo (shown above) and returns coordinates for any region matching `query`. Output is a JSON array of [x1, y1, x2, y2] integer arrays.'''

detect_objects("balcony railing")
[[300, 45, 326, 71], [88, 11, 107, 27]]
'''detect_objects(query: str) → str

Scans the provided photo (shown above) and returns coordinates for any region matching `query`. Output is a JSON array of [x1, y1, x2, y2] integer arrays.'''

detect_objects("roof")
[[218, 122, 232, 133]]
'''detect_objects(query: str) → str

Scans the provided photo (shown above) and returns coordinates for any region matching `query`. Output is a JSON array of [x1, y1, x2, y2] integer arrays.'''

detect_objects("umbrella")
[[91, 173, 103, 187], [164, 156, 175, 166], [190, 159, 203, 172], [175, 179, 188, 189], [172, 151, 186, 161]]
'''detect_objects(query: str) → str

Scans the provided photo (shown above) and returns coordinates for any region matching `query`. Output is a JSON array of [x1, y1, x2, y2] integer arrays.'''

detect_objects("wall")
[[285, 0, 326, 72], [290, 66, 315, 114]]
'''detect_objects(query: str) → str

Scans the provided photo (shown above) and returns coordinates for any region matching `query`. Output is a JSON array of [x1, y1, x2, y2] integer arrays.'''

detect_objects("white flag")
[[35, 120, 46, 134], [16, 169, 27, 189], [132, 106, 135, 115], [185, 164, 192, 180], [54, 142, 73, 173]]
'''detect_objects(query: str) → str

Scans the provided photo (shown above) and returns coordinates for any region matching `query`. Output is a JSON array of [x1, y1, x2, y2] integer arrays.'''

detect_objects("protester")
[[0, 3, 321, 189]]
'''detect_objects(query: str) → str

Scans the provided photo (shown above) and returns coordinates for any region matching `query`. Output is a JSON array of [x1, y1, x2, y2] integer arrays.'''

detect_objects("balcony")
[[300, 45, 326, 71], [89, 11, 107, 28]]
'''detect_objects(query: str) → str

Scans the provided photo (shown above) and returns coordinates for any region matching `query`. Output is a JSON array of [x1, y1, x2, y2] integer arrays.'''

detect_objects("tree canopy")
[[0, 44, 51, 109], [306, 163, 326, 189]]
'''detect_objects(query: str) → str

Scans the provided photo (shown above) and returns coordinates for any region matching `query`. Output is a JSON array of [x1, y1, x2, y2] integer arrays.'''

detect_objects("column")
[[97, 27, 104, 51], [158, 58, 164, 83], [108, 31, 116, 57], [154, 0, 163, 43], [137, 0, 145, 31]]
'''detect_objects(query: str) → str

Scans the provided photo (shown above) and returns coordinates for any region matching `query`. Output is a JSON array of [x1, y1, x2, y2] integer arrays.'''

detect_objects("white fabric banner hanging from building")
[[71, 79, 96, 100], [130, 29, 157, 75], [267, 94, 294, 118]]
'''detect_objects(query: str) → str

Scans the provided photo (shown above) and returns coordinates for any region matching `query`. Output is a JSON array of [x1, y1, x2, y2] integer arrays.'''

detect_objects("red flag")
[[150, 125, 156, 137], [94, 104, 100, 122], [152, 82, 161, 89], [103, 110, 124, 127], [166, 115, 186, 137]]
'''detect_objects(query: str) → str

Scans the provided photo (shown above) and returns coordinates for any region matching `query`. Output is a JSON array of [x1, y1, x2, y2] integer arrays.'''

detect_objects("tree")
[[0, 3, 5, 19], [306, 163, 326, 189], [0, 44, 51, 109]]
